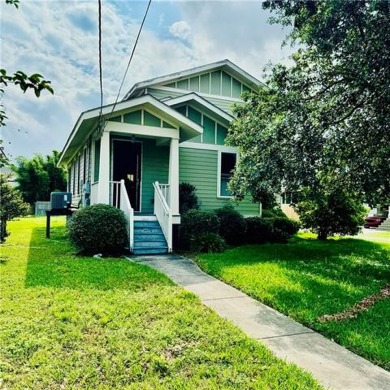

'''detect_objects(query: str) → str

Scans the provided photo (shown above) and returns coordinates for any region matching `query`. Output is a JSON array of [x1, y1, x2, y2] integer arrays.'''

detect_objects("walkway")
[[129, 254, 390, 390]]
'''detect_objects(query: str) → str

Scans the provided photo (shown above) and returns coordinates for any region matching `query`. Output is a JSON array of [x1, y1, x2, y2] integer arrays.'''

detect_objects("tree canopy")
[[13, 151, 67, 205], [228, 0, 390, 208]]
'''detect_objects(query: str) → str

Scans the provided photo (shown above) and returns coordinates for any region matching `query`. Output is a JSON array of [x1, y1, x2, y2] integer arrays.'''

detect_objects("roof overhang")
[[124, 59, 263, 100], [164, 93, 234, 125], [59, 94, 203, 166]]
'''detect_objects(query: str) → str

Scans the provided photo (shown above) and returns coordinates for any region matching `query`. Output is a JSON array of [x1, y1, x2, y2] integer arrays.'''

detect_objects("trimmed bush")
[[245, 216, 300, 244], [179, 209, 220, 249], [245, 217, 273, 244], [179, 182, 200, 214], [215, 205, 246, 246], [68, 204, 128, 255], [261, 208, 286, 218], [191, 232, 226, 253]]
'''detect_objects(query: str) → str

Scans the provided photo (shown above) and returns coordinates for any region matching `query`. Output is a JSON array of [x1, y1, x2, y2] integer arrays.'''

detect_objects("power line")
[[106, 0, 152, 122], [98, 0, 103, 122]]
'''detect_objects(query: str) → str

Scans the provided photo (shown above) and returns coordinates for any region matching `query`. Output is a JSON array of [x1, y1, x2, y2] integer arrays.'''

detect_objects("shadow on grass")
[[25, 225, 172, 291]]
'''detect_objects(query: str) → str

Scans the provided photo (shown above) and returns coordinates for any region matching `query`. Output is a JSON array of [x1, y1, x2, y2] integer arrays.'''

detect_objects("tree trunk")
[[317, 229, 328, 240]]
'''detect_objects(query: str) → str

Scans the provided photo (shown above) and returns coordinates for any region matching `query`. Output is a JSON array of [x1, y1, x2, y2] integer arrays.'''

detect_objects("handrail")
[[153, 181, 172, 252], [119, 179, 134, 250]]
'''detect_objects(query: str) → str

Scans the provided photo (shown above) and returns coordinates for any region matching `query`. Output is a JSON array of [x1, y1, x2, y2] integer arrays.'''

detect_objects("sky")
[[1, 0, 293, 162]]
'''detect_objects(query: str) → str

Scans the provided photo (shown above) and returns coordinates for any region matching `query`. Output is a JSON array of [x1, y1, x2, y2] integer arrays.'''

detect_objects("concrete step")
[[132, 247, 168, 255], [134, 240, 167, 248], [134, 221, 160, 229], [134, 227, 163, 235], [134, 233, 165, 241]]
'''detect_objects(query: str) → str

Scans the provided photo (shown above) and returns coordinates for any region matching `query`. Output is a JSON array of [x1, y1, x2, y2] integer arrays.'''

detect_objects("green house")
[[59, 59, 262, 254]]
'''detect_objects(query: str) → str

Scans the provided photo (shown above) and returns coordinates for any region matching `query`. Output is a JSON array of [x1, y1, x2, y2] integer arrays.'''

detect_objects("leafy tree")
[[227, 0, 389, 238], [0, 0, 53, 166], [0, 174, 29, 242], [296, 187, 366, 240], [13, 151, 67, 205]]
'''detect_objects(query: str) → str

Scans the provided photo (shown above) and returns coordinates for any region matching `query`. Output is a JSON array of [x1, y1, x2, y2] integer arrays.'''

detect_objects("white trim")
[[179, 141, 237, 152], [217, 150, 238, 199], [164, 92, 234, 122]]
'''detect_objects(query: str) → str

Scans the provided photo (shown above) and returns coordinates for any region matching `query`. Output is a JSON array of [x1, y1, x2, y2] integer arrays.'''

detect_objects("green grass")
[[194, 232, 390, 370], [0, 217, 321, 389]]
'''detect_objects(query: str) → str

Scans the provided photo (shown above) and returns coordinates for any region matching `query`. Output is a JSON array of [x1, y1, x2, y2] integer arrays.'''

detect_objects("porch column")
[[97, 130, 110, 204], [168, 137, 180, 216]]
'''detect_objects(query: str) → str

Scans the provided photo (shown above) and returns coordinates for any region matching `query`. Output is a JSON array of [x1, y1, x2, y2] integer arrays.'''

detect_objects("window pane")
[[220, 152, 236, 196]]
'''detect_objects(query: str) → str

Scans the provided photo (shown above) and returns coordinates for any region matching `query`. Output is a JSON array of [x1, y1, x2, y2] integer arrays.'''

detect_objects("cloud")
[[0, 0, 292, 161], [169, 20, 192, 41]]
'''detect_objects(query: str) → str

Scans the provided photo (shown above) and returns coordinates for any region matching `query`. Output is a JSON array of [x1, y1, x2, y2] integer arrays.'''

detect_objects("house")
[[58, 59, 262, 254]]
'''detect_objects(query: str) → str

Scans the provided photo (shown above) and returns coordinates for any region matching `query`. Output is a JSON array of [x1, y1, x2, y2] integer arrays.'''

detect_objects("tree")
[[13, 151, 67, 206], [227, 0, 390, 238], [0, 0, 53, 166], [295, 187, 366, 240], [0, 174, 29, 242]]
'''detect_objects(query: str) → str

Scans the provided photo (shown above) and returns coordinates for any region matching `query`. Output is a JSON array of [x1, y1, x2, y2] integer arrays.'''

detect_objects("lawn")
[[194, 232, 390, 371], [0, 217, 321, 389]]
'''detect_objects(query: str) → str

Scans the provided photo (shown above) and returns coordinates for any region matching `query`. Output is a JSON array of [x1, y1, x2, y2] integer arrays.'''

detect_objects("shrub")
[[68, 204, 128, 255], [179, 182, 200, 214], [215, 205, 246, 246], [261, 207, 286, 218], [245, 216, 300, 244], [245, 217, 273, 244], [179, 209, 220, 249], [191, 232, 226, 253]]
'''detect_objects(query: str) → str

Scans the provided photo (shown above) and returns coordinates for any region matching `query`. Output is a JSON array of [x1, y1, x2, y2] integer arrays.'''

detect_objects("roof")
[[123, 59, 263, 100], [58, 94, 203, 166]]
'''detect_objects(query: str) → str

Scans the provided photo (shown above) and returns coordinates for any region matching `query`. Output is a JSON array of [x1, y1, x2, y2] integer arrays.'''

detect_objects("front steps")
[[378, 218, 390, 231], [133, 216, 168, 255]]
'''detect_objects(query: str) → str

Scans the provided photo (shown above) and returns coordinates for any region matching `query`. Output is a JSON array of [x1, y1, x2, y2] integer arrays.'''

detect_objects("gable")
[[162, 70, 253, 99]]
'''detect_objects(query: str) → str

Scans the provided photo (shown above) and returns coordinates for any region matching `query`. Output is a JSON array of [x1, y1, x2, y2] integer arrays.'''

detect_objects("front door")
[[112, 140, 141, 211]]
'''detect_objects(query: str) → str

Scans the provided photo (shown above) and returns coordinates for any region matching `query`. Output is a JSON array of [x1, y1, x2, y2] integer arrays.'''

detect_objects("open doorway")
[[112, 139, 142, 211]]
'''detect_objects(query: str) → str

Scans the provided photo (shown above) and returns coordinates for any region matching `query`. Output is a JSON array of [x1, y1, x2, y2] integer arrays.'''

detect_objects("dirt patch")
[[318, 284, 390, 322]]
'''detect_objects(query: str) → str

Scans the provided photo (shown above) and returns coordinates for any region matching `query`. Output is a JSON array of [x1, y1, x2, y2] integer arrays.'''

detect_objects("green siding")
[[144, 111, 161, 127], [189, 76, 199, 92], [188, 106, 202, 125], [217, 124, 228, 145], [179, 147, 260, 216], [110, 115, 122, 122], [232, 78, 242, 98], [148, 88, 183, 101], [177, 79, 189, 90], [200, 74, 209, 93], [203, 116, 216, 144], [124, 110, 142, 125], [141, 140, 169, 213], [222, 72, 231, 96], [210, 71, 221, 95]]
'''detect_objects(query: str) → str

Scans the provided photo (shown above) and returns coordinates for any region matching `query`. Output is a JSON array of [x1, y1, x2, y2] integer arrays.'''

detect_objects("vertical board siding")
[[141, 139, 169, 213], [179, 147, 260, 216]]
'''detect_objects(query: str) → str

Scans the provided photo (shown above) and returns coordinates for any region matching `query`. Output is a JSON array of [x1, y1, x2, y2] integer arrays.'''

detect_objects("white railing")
[[109, 181, 121, 208], [158, 184, 170, 207], [153, 181, 172, 252], [119, 179, 134, 250]]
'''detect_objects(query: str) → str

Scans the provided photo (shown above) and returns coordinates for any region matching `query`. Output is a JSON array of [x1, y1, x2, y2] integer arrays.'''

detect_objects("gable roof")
[[59, 94, 203, 166], [124, 59, 262, 100], [164, 92, 234, 124]]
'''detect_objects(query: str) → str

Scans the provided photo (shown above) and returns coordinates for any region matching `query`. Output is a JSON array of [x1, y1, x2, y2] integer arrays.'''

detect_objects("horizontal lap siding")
[[179, 147, 260, 216], [141, 140, 169, 213]]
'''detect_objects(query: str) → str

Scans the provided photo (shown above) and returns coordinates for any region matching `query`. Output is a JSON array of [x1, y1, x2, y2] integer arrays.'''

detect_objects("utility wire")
[[98, 0, 103, 124], [105, 0, 152, 122]]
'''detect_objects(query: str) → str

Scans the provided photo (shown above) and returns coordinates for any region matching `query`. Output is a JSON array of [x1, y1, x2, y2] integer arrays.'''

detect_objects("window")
[[94, 139, 101, 182], [219, 152, 236, 197]]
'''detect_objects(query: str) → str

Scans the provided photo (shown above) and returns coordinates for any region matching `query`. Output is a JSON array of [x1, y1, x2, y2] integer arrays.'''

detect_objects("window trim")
[[217, 151, 237, 199]]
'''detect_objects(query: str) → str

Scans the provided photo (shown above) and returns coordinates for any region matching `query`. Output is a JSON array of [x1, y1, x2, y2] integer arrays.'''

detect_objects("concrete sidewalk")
[[129, 254, 390, 390]]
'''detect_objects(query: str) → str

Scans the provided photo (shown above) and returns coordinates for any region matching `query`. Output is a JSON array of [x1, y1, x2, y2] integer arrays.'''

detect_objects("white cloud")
[[0, 0, 292, 161], [169, 20, 192, 41]]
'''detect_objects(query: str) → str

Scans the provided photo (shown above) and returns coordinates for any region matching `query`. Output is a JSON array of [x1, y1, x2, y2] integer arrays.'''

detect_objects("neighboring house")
[[58, 59, 262, 254]]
